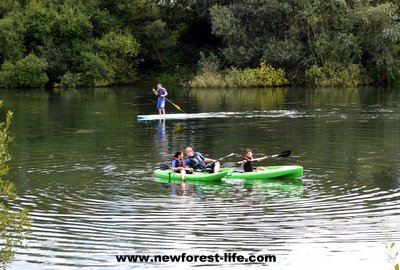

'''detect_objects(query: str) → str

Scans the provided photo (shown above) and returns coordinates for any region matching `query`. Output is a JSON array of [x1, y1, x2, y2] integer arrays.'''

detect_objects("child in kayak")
[[242, 149, 267, 172], [171, 151, 193, 181]]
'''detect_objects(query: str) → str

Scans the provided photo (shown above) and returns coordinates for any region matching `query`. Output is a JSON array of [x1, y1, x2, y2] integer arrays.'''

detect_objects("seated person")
[[242, 149, 267, 172], [184, 147, 220, 173], [171, 151, 192, 181]]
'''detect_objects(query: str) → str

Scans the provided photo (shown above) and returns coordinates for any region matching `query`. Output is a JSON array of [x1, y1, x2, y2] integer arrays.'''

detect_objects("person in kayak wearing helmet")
[[184, 147, 220, 173], [241, 148, 267, 172], [171, 151, 193, 181]]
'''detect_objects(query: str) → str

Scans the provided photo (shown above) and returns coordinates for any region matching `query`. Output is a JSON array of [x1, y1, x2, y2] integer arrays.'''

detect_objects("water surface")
[[1, 86, 399, 269]]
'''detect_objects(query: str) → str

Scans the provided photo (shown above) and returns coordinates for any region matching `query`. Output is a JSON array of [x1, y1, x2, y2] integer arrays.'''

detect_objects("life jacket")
[[243, 156, 253, 172], [157, 88, 166, 98], [186, 153, 205, 169], [171, 157, 185, 168]]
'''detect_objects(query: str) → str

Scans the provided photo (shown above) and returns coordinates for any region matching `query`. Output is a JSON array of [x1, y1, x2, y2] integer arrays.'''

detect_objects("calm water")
[[1, 86, 400, 269]]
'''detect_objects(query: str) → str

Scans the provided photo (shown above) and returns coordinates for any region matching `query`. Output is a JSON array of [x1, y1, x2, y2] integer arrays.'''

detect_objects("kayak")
[[153, 169, 229, 182], [137, 112, 234, 121], [221, 165, 303, 179]]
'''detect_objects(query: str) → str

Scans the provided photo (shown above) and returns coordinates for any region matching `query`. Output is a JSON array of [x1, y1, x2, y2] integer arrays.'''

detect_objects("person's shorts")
[[201, 163, 216, 171], [157, 99, 165, 109]]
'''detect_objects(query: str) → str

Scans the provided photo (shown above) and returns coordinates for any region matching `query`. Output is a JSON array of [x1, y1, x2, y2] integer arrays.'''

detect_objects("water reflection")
[[155, 177, 304, 200], [155, 119, 168, 159]]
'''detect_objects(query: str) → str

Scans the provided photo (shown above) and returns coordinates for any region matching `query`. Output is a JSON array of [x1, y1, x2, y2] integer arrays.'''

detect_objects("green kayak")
[[153, 169, 229, 182], [221, 165, 303, 179]]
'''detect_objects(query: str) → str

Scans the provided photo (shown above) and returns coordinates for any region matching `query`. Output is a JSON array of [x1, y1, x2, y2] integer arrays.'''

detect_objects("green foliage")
[[384, 226, 399, 270], [96, 31, 140, 84], [0, 101, 30, 266], [197, 52, 220, 74], [189, 70, 225, 88], [305, 61, 362, 87], [355, 2, 400, 83], [0, 11, 25, 62], [0, 0, 20, 18], [145, 65, 191, 84], [23, 0, 57, 48], [0, 0, 399, 87], [56, 3, 93, 40], [76, 51, 115, 87], [60, 71, 81, 88], [189, 61, 288, 88], [0, 53, 49, 88], [210, 0, 292, 68], [257, 61, 288, 87], [224, 67, 259, 88], [142, 19, 181, 66]]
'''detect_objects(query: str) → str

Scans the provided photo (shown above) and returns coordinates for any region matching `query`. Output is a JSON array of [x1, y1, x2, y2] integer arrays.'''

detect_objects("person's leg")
[[213, 161, 220, 173], [160, 99, 166, 115], [180, 170, 186, 181], [157, 99, 165, 115]]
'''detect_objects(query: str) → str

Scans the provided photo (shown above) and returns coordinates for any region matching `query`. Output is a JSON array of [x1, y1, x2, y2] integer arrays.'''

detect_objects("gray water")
[[1, 86, 399, 269]]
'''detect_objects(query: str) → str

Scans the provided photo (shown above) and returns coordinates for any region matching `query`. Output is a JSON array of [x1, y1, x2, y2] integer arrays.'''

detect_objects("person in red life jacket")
[[242, 149, 267, 172], [171, 151, 193, 181], [184, 147, 220, 173]]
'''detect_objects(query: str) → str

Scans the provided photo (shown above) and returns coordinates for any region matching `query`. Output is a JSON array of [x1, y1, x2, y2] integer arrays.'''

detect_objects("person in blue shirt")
[[184, 147, 220, 173], [171, 151, 193, 181], [152, 83, 168, 115]]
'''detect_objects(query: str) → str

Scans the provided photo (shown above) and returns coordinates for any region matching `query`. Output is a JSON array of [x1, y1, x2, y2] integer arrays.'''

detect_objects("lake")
[[1, 86, 399, 269]]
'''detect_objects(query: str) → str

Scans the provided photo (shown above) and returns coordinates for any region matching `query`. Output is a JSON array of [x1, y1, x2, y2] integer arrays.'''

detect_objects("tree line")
[[0, 0, 399, 88]]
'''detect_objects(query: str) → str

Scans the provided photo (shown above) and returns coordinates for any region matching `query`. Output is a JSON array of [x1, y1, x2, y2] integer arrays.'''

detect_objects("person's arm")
[[254, 156, 267, 162], [184, 158, 191, 167], [161, 88, 168, 97], [171, 160, 179, 171], [152, 88, 158, 95]]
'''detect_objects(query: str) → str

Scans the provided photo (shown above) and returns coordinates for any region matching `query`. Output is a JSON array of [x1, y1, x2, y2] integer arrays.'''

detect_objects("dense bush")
[[189, 61, 288, 88], [0, 54, 48, 88], [0, 0, 399, 87], [256, 61, 288, 87], [305, 61, 363, 87]]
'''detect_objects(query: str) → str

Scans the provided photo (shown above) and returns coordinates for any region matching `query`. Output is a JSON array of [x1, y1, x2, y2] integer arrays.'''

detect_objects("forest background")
[[0, 0, 400, 89]]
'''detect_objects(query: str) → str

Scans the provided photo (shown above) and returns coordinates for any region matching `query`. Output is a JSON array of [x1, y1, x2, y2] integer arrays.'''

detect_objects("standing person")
[[242, 148, 267, 172], [171, 151, 192, 182], [152, 83, 168, 115], [184, 147, 220, 173]]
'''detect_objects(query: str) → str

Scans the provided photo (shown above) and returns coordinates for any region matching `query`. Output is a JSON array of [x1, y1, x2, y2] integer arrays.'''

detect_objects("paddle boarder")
[[184, 147, 220, 173], [152, 83, 168, 115]]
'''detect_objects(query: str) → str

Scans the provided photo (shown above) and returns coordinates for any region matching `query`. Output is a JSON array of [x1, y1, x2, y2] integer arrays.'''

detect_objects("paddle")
[[204, 152, 235, 167], [159, 164, 171, 170], [152, 88, 185, 113], [221, 149, 292, 167], [195, 152, 235, 172], [159, 152, 235, 171], [165, 97, 185, 113]]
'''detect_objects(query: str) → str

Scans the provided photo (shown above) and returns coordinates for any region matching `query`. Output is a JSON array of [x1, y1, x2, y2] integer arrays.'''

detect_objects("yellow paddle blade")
[[166, 98, 185, 112], [172, 103, 181, 110]]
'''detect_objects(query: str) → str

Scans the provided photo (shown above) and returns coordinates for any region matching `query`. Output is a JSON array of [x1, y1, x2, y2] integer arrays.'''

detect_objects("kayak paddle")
[[159, 164, 171, 170], [221, 149, 292, 167], [205, 153, 235, 166]]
